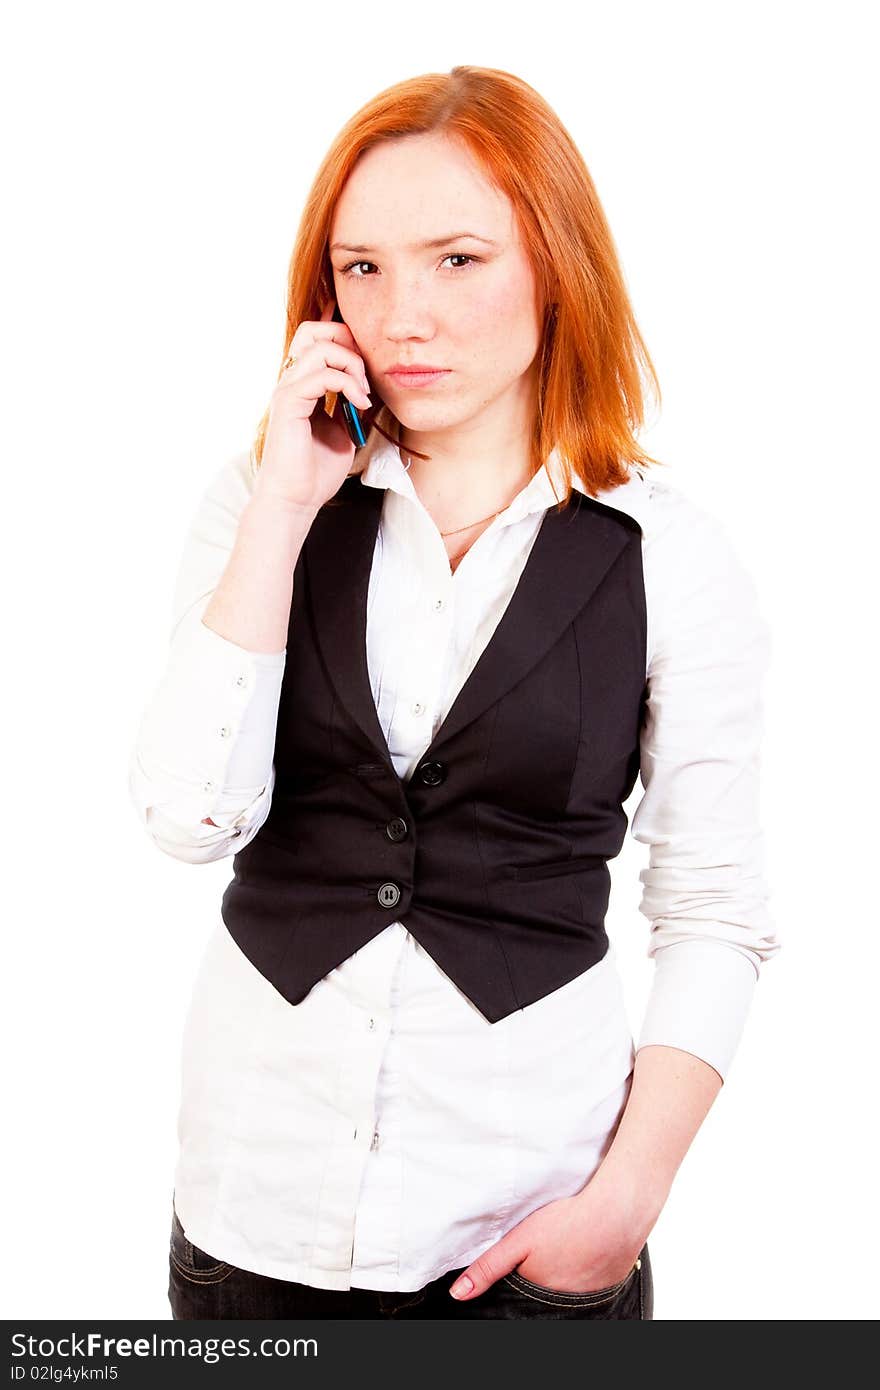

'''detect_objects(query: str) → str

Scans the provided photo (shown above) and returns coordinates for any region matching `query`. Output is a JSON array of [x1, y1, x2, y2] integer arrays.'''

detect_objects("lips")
[[386, 363, 445, 373], [386, 367, 451, 386]]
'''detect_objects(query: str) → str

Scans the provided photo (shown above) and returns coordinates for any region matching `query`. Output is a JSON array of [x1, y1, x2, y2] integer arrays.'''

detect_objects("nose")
[[375, 281, 438, 343]]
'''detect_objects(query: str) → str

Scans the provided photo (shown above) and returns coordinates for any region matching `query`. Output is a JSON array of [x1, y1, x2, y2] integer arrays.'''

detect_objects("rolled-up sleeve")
[[127, 452, 286, 863], [630, 486, 780, 1081]]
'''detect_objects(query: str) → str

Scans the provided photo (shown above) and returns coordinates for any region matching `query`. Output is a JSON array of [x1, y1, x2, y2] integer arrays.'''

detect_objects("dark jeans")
[[168, 1200, 654, 1320]]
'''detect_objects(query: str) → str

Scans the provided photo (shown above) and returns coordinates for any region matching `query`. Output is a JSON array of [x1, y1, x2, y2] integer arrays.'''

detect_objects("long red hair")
[[251, 65, 665, 504]]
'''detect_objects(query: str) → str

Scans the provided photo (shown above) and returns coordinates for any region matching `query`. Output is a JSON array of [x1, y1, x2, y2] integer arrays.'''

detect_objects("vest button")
[[377, 882, 401, 908], [385, 817, 408, 842], [416, 760, 446, 786]]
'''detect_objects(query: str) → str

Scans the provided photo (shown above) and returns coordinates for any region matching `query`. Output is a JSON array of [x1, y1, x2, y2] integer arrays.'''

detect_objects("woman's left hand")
[[447, 1188, 654, 1301]]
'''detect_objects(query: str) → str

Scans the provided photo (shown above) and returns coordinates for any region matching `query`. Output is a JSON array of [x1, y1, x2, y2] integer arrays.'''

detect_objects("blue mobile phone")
[[331, 303, 369, 449]]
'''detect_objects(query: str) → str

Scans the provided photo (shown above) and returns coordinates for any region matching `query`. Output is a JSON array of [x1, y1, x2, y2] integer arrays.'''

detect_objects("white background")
[[2, 0, 877, 1322]]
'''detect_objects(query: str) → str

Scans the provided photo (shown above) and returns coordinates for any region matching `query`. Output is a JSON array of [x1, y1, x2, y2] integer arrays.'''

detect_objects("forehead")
[[329, 134, 516, 246]]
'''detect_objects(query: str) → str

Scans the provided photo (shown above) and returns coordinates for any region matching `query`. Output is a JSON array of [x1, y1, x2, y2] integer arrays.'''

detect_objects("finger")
[[448, 1272, 474, 1299], [309, 311, 354, 348], [294, 339, 371, 401], [318, 297, 353, 346], [286, 365, 369, 412], [287, 304, 353, 362], [449, 1247, 521, 1300]]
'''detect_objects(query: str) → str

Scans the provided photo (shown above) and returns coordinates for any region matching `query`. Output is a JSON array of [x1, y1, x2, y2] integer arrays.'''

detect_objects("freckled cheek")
[[456, 301, 531, 389], [349, 312, 381, 361], [470, 281, 531, 347]]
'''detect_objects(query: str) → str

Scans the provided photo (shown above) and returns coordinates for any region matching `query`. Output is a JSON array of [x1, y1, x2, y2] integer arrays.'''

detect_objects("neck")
[[399, 379, 538, 532]]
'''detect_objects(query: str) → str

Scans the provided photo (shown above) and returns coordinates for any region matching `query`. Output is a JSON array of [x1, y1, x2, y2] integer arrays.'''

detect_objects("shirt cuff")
[[635, 938, 759, 1082], [130, 608, 285, 830]]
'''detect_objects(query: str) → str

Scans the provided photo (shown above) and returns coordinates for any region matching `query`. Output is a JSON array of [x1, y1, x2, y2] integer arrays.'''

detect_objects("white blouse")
[[128, 425, 779, 1292]]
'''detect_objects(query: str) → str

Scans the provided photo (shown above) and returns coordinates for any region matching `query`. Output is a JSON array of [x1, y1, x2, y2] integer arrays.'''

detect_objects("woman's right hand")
[[254, 299, 375, 514]]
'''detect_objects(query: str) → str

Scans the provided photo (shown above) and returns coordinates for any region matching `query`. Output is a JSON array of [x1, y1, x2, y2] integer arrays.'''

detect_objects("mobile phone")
[[331, 303, 369, 449]]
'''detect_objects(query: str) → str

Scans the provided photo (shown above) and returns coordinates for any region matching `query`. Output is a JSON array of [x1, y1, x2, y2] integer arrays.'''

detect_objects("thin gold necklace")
[[401, 447, 508, 552]]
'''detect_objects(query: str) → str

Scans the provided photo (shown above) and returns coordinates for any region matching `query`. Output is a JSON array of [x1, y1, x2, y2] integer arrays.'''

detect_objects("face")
[[328, 132, 545, 443]]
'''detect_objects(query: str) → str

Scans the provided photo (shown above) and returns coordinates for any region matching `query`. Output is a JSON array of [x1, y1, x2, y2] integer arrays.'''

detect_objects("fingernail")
[[449, 1275, 473, 1299]]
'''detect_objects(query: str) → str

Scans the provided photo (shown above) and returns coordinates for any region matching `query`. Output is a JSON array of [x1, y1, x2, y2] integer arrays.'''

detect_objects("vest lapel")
[[303, 475, 634, 768], [302, 479, 389, 759]]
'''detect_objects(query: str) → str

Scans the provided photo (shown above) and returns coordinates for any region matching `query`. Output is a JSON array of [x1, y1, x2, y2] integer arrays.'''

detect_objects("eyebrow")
[[329, 232, 501, 254]]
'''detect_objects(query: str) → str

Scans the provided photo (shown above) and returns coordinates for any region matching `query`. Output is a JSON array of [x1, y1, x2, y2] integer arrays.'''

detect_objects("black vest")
[[220, 474, 647, 1023]]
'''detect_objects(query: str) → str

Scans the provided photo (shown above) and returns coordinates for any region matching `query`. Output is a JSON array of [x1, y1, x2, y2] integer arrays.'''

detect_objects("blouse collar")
[[354, 408, 592, 530]]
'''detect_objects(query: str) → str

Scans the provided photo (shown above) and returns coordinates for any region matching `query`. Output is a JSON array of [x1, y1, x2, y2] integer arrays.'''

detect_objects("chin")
[[394, 402, 466, 430]]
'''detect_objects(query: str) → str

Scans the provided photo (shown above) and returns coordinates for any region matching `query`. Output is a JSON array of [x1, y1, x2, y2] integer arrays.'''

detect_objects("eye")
[[338, 253, 480, 278]]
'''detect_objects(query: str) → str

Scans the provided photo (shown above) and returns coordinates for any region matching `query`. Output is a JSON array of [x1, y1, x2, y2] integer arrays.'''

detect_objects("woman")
[[129, 65, 779, 1320]]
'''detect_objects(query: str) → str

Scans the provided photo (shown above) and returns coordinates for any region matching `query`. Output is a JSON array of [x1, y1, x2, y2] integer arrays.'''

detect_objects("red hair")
[[251, 65, 665, 504]]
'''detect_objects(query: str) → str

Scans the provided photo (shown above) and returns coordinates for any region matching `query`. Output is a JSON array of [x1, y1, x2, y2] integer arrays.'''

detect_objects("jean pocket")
[[169, 1200, 235, 1284], [502, 1255, 641, 1309]]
